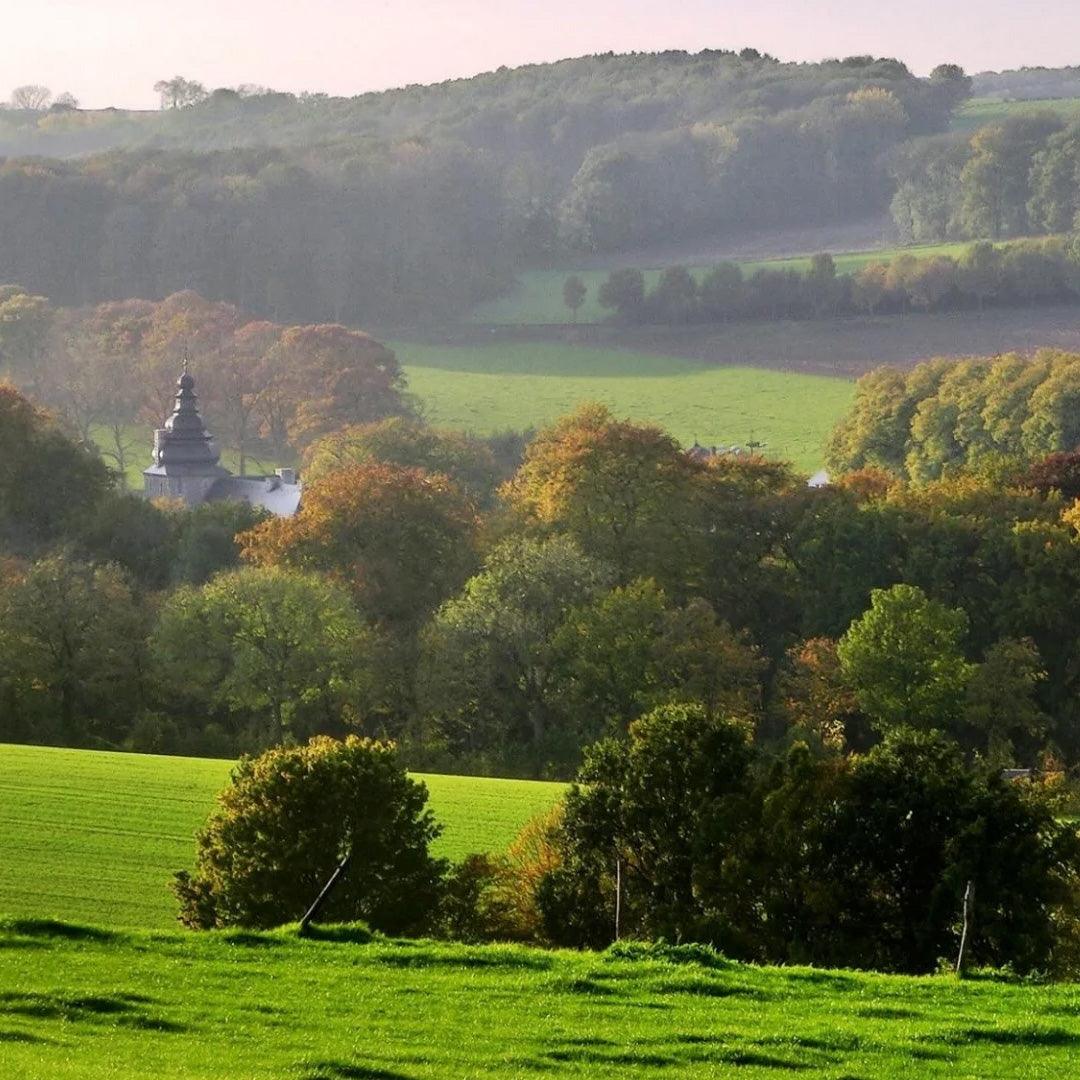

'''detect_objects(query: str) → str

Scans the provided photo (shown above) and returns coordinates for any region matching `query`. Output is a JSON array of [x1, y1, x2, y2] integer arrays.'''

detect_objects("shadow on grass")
[[219, 930, 286, 949], [373, 947, 552, 972], [0, 992, 186, 1033], [0, 919, 118, 943], [299, 1063, 414, 1080], [652, 978, 762, 999], [0, 1029, 52, 1044], [858, 1006, 923, 1020], [954, 1027, 1080, 1047], [550, 976, 616, 996], [297, 923, 375, 945], [544, 1043, 813, 1071]]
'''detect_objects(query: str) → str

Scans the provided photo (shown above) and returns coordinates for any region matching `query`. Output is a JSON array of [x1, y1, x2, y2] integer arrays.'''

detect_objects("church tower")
[[143, 365, 230, 505]]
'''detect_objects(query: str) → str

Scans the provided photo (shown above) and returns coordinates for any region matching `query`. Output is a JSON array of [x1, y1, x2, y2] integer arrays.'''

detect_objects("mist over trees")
[[889, 113, 1080, 243], [0, 51, 969, 323]]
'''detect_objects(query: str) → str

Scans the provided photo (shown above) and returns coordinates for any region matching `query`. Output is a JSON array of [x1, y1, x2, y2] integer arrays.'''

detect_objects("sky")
[[6, 0, 1080, 110]]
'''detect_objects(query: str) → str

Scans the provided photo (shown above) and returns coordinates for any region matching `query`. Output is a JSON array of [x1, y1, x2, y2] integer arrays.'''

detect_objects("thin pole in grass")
[[614, 858, 622, 942], [955, 880, 974, 976], [299, 849, 353, 936]]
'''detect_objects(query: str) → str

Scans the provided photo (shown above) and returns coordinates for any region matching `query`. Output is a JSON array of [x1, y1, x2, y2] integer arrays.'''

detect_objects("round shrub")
[[173, 736, 445, 934]]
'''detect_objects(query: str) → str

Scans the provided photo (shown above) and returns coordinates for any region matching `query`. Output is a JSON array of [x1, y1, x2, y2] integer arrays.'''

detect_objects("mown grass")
[[469, 240, 1005, 326], [2, 919, 1079, 1079], [0, 743, 563, 930], [397, 341, 853, 472], [953, 96, 1080, 132]]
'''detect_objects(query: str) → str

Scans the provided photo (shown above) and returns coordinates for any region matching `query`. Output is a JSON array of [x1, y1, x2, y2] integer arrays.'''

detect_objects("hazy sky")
[[8, 1, 1080, 109]]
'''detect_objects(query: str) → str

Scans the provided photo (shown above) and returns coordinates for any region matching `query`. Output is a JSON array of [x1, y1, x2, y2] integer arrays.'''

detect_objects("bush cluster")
[[594, 238, 1080, 326]]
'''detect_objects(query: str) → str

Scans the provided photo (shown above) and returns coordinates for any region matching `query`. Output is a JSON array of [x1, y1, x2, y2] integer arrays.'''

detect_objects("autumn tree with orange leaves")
[[503, 404, 707, 594], [240, 462, 478, 629], [267, 324, 411, 453]]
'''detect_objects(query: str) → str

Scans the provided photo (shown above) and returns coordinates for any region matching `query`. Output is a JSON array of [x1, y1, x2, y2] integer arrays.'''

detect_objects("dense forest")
[[973, 66, 1080, 100], [0, 52, 970, 323], [889, 111, 1080, 242]]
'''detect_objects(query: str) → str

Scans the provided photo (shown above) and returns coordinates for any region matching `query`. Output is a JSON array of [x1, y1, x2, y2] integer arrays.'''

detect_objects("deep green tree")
[[837, 584, 974, 732], [173, 735, 445, 933]]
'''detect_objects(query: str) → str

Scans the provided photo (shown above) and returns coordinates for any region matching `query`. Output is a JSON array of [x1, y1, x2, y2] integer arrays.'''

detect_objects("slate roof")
[[206, 475, 303, 517]]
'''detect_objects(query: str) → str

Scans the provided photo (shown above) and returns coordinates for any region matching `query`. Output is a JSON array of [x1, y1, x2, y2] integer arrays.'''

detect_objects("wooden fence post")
[[299, 849, 352, 936], [614, 858, 622, 942], [955, 880, 974, 976]]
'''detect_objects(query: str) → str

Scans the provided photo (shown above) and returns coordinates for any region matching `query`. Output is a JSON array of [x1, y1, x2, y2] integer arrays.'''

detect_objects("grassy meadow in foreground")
[[397, 342, 853, 473], [0, 743, 563, 930], [2, 919, 1079, 1079], [469, 241, 1010, 326]]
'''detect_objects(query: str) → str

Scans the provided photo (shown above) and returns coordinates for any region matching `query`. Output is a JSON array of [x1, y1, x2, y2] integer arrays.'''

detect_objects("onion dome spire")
[[150, 362, 221, 469]]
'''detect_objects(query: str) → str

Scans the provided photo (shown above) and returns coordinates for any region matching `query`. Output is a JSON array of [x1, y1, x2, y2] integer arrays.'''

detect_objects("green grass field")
[[953, 96, 1080, 132], [470, 241, 994, 326], [0, 743, 563, 930], [3, 919, 1079, 1079], [396, 342, 853, 472]]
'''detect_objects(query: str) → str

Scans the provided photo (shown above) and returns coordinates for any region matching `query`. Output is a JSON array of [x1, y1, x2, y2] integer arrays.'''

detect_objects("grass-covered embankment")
[[2, 918, 1078, 1079]]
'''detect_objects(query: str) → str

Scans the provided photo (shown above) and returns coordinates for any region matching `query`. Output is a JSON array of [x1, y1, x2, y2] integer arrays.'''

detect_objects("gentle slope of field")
[[0, 743, 563, 930], [397, 342, 853, 472], [3, 918, 1079, 1079]]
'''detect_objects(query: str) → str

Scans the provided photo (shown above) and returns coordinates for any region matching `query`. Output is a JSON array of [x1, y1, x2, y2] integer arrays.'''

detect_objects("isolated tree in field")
[[173, 736, 445, 932], [562, 275, 587, 322], [837, 584, 974, 732], [960, 112, 1064, 238], [9, 85, 51, 110], [597, 268, 646, 322], [241, 462, 478, 628], [153, 566, 372, 739]]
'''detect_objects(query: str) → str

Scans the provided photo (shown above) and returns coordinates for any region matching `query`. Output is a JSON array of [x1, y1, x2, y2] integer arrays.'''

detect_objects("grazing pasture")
[[2, 919, 1080, 1079], [397, 342, 853, 472], [952, 96, 1080, 132], [0, 743, 564, 930]]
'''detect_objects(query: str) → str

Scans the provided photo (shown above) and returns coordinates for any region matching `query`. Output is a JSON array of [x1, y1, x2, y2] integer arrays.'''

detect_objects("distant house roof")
[[206, 475, 302, 517]]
